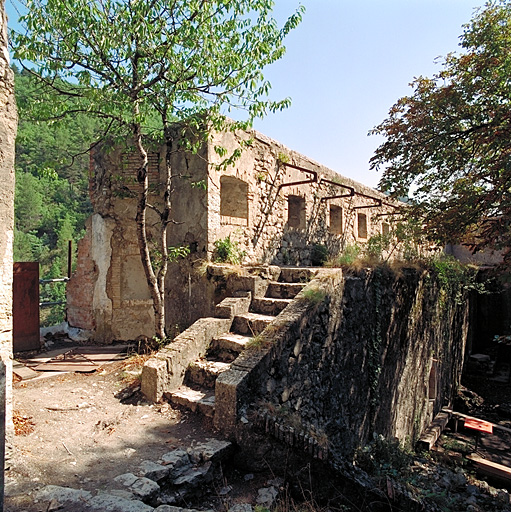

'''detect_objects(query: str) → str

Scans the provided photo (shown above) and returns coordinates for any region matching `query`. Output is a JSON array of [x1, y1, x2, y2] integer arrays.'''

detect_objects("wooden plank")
[[13, 262, 40, 352], [468, 454, 511, 483], [464, 418, 493, 434], [417, 411, 451, 451]]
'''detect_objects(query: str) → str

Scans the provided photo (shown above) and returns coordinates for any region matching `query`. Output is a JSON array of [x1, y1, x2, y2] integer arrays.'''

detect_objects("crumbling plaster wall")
[[69, 127, 398, 340], [0, 0, 17, 439]]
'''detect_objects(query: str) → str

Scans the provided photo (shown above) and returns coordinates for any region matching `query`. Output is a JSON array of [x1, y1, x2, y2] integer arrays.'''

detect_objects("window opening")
[[288, 195, 306, 229], [329, 205, 343, 235], [357, 213, 368, 239], [220, 176, 248, 222], [382, 222, 390, 237]]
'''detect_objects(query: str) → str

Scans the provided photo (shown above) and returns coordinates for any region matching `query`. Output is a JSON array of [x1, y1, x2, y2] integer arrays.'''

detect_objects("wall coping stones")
[[141, 317, 232, 402], [214, 269, 341, 434]]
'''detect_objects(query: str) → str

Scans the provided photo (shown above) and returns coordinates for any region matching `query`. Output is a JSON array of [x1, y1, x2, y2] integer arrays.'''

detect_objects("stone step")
[[185, 359, 231, 389], [167, 386, 215, 417], [266, 281, 304, 299], [251, 297, 292, 316], [279, 266, 318, 283], [209, 333, 252, 360], [232, 312, 275, 336]]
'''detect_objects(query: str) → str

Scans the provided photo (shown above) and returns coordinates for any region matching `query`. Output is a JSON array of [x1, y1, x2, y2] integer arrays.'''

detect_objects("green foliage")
[[329, 243, 361, 266], [355, 433, 412, 478], [429, 255, 486, 305], [11, 0, 304, 337], [190, 180, 207, 191], [168, 245, 191, 262], [370, 1, 511, 261], [213, 236, 246, 265], [365, 233, 392, 261], [300, 286, 326, 305], [277, 152, 290, 164], [310, 243, 328, 266]]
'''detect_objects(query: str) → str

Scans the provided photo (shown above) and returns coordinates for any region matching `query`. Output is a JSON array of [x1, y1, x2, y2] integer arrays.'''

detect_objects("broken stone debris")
[[33, 439, 235, 511], [255, 486, 279, 508]]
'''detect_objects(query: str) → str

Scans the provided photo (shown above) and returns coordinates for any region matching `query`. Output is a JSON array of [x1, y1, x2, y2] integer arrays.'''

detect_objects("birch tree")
[[11, 0, 304, 338]]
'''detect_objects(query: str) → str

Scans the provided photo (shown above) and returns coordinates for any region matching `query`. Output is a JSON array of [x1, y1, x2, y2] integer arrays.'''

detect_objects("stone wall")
[[216, 267, 469, 460], [207, 129, 396, 266], [0, 0, 17, 440], [68, 127, 399, 341]]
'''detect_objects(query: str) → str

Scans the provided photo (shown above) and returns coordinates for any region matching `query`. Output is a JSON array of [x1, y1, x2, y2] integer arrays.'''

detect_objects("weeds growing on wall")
[[300, 286, 327, 305], [327, 243, 361, 267], [213, 235, 246, 265], [429, 255, 486, 305]]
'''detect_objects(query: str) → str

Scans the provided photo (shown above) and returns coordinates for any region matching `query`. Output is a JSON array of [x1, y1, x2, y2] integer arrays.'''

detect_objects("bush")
[[310, 243, 328, 266], [213, 235, 246, 265]]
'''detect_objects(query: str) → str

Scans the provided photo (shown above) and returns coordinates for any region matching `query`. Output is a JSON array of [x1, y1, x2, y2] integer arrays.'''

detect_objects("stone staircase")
[[165, 267, 314, 418]]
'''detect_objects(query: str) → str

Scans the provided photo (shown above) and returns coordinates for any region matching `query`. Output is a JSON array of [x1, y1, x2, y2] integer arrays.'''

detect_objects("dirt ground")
[[5, 348, 222, 512], [6, 339, 511, 512]]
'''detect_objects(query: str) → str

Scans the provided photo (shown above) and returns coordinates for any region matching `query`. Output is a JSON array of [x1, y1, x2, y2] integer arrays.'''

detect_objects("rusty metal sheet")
[[32, 345, 128, 373], [13, 262, 40, 352]]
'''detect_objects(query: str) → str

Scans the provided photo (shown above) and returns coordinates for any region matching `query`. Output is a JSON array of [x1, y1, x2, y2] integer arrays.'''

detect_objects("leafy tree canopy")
[[370, 0, 511, 260], [11, 0, 304, 138], [10, 0, 304, 338]]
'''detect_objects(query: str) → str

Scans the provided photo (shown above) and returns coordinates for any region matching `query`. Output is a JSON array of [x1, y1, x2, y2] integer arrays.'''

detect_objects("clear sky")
[[251, 0, 484, 189], [6, 0, 485, 189]]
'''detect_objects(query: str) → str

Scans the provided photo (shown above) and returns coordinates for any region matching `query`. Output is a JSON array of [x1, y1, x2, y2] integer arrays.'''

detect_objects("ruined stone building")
[[66, 125, 470, 465], [67, 126, 397, 342]]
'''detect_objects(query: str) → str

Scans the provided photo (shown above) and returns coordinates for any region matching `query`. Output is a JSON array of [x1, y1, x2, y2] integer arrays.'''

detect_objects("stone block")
[[114, 473, 138, 486], [215, 293, 251, 320], [141, 317, 231, 401], [161, 449, 191, 478], [214, 368, 249, 433], [173, 461, 213, 487], [130, 476, 160, 500], [141, 357, 167, 402], [139, 460, 171, 483], [256, 486, 278, 508], [188, 439, 233, 463], [35, 485, 93, 504], [88, 493, 154, 512], [229, 504, 253, 512]]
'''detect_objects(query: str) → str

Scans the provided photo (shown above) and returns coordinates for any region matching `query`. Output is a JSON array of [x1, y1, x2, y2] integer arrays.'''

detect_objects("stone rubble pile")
[[30, 438, 284, 512]]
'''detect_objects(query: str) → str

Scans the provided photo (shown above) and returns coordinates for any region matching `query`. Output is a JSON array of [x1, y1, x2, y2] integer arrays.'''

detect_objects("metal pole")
[[68, 240, 72, 279]]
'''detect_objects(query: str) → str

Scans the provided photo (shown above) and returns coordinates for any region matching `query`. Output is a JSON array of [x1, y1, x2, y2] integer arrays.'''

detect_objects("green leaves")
[[11, 0, 304, 133], [370, 0, 511, 260]]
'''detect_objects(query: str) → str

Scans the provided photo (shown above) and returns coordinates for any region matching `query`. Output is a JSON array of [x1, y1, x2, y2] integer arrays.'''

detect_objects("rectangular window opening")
[[329, 205, 343, 235], [288, 195, 306, 229], [357, 213, 368, 239]]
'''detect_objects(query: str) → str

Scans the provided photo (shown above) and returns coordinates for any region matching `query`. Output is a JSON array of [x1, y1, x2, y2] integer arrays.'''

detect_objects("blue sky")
[[6, 0, 484, 189], [252, 1, 484, 188]]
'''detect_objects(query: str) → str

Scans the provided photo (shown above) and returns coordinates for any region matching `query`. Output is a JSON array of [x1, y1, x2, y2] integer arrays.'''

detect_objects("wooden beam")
[[468, 454, 511, 484], [443, 408, 511, 435]]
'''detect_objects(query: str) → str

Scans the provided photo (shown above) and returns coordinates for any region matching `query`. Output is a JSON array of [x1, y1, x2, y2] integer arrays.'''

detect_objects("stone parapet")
[[141, 317, 232, 402]]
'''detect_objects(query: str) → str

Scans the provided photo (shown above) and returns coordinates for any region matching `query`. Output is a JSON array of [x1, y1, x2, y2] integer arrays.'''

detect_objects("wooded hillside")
[[13, 67, 103, 323]]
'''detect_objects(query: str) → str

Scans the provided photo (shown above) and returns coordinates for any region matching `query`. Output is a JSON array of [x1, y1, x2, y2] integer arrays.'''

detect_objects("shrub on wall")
[[213, 235, 246, 265]]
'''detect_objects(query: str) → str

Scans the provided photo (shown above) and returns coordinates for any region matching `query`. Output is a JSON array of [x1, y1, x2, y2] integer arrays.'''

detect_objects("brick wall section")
[[120, 151, 160, 187], [67, 218, 96, 330]]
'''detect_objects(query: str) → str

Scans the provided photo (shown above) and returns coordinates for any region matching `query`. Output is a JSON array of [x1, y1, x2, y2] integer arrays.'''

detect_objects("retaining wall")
[[216, 266, 469, 460]]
